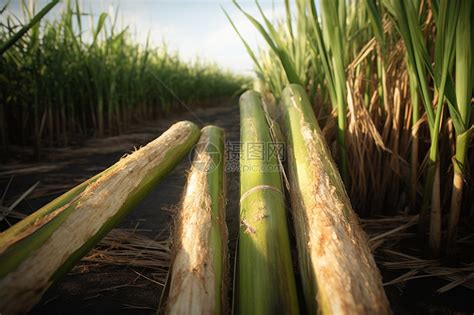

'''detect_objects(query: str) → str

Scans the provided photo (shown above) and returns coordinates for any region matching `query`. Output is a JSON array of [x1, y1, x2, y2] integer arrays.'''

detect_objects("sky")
[[1, 0, 288, 75]]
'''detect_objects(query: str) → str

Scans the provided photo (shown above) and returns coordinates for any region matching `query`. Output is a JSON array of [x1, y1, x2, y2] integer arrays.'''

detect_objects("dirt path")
[[0, 100, 241, 314]]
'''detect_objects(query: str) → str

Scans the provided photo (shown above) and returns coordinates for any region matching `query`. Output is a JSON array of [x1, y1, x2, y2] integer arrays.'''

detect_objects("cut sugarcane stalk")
[[280, 84, 390, 315], [165, 125, 228, 315], [237, 90, 299, 314], [0, 121, 200, 314]]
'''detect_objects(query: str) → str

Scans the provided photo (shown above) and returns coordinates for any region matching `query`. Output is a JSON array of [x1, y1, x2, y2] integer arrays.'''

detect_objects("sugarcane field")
[[1, 0, 473, 314]]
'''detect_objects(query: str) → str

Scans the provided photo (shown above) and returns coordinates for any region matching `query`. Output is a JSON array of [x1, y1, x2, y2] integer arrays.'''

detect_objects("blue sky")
[[1, 1, 288, 75]]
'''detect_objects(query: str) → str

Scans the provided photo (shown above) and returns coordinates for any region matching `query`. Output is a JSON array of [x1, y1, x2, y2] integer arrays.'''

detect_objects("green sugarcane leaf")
[[0, 0, 59, 55], [365, 0, 385, 52], [92, 12, 108, 46]]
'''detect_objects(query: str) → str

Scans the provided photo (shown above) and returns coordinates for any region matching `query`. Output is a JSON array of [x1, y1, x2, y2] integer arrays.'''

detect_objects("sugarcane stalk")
[[280, 84, 390, 315], [425, 56, 450, 256], [165, 126, 228, 315], [237, 90, 299, 315], [447, 0, 473, 253], [0, 121, 200, 315], [448, 128, 472, 252], [429, 160, 441, 256]]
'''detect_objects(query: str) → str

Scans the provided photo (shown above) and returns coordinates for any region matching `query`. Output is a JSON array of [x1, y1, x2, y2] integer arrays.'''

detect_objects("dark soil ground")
[[1, 98, 473, 314]]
